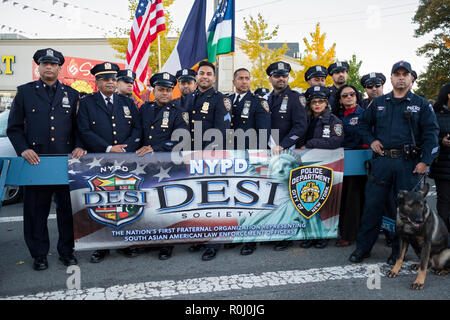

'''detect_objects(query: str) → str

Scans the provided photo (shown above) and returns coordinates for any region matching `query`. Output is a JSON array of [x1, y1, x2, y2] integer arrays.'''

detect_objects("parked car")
[[0, 109, 22, 205]]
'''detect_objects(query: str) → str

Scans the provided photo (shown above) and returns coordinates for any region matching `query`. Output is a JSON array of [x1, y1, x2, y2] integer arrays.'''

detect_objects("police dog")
[[387, 183, 450, 290]]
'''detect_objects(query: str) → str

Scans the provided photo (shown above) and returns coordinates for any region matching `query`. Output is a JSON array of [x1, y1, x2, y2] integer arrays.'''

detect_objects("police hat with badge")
[[117, 69, 136, 84], [266, 61, 291, 76], [254, 88, 270, 97], [305, 85, 331, 100], [90, 62, 120, 80], [328, 61, 349, 75], [176, 68, 197, 82], [360, 72, 386, 88], [150, 72, 177, 88], [33, 48, 65, 66], [305, 65, 328, 81]]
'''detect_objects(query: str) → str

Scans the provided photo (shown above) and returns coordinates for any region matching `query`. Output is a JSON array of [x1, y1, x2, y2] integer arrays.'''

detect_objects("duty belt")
[[382, 149, 402, 159]]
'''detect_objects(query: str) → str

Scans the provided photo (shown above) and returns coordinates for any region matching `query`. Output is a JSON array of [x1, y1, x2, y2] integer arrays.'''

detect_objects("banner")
[[69, 149, 344, 250]]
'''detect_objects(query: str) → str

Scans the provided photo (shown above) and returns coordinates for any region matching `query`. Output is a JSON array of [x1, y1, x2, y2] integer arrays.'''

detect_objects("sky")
[[0, 0, 433, 91]]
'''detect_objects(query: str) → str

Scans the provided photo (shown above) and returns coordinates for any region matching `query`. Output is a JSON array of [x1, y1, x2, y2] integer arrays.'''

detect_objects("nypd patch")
[[261, 100, 270, 113], [223, 97, 232, 112], [182, 112, 189, 125], [334, 124, 343, 136]]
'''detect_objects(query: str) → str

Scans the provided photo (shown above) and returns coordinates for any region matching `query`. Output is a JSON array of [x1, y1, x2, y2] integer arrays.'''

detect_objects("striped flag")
[[206, 0, 235, 63], [126, 0, 166, 101]]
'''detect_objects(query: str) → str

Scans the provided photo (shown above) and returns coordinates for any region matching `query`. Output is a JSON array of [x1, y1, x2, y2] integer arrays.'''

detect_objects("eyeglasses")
[[310, 99, 327, 105], [341, 92, 356, 98], [366, 84, 382, 89]]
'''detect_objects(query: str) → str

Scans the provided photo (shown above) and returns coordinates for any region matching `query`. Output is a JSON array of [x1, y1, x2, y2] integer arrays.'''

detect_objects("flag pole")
[[157, 34, 162, 72]]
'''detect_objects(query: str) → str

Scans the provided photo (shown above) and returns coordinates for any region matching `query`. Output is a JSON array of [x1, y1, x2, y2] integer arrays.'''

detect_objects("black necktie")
[[46, 84, 54, 102], [106, 97, 113, 113]]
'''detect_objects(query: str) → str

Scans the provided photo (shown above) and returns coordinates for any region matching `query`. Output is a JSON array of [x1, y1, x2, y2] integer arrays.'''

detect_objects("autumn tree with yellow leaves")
[[240, 13, 289, 89], [291, 23, 336, 91]]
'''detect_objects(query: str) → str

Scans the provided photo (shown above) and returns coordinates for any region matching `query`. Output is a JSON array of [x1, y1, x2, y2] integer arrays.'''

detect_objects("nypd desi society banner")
[[68, 149, 344, 250]]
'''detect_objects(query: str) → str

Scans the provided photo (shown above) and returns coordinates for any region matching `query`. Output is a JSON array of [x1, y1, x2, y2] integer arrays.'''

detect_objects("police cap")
[[305, 65, 328, 81], [91, 62, 120, 80], [254, 88, 270, 96], [305, 86, 330, 100], [360, 72, 386, 87], [328, 61, 349, 75], [117, 69, 136, 84], [391, 60, 413, 74], [33, 48, 65, 66], [266, 61, 291, 76], [150, 72, 177, 88], [176, 68, 197, 82]]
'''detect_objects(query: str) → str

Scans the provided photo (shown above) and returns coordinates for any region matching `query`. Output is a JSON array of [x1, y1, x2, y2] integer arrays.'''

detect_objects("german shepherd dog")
[[387, 183, 450, 290]]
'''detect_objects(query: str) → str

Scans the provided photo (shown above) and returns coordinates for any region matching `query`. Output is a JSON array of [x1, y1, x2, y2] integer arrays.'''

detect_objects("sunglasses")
[[341, 92, 356, 98], [310, 99, 327, 105], [366, 84, 382, 89]]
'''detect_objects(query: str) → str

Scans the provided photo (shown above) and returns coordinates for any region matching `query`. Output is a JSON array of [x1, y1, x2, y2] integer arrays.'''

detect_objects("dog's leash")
[[411, 173, 427, 192]]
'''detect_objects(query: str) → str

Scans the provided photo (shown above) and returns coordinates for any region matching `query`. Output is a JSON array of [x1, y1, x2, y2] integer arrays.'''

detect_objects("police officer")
[[299, 65, 330, 108], [184, 60, 232, 260], [360, 72, 386, 108], [254, 88, 270, 100], [349, 60, 439, 264], [173, 68, 197, 112], [77, 62, 142, 263], [266, 61, 308, 251], [116, 69, 136, 98], [327, 61, 350, 108], [136, 72, 188, 260], [7, 48, 85, 270]]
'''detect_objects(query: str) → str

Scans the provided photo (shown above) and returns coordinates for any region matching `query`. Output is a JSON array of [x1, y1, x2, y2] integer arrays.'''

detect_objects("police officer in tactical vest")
[[7, 48, 86, 270]]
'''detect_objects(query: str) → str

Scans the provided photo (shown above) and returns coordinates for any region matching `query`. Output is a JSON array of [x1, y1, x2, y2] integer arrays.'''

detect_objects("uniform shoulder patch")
[[223, 97, 232, 112], [182, 112, 189, 125], [261, 100, 270, 113], [334, 123, 343, 136]]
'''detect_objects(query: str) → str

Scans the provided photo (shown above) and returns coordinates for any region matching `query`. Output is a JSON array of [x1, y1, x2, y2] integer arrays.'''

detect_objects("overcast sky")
[[0, 0, 432, 91]]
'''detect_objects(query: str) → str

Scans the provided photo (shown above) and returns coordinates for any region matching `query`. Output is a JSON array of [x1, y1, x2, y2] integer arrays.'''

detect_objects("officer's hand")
[[442, 134, 450, 147], [21, 149, 40, 165], [370, 140, 384, 155], [136, 145, 153, 157], [72, 147, 87, 159], [110, 144, 127, 153], [413, 162, 428, 175], [271, 145, 284, 156]]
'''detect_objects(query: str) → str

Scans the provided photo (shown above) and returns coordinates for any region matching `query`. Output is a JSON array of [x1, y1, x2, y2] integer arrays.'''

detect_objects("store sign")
[[0, 55, 15, 75]]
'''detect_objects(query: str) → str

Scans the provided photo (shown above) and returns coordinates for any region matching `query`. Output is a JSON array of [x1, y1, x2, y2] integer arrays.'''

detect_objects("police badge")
[[123, 106, 132, 118], [280, 96, 288, 113], [161, 111, 170, 128], [201, 102, 209, 114], [241, 100, 250, 118], [322, 125, 331, 138], [289, 165, 334, 219]]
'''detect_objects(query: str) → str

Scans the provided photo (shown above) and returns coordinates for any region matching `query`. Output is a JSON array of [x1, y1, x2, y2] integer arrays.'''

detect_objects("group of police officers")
[[6, 47, 439, 271]]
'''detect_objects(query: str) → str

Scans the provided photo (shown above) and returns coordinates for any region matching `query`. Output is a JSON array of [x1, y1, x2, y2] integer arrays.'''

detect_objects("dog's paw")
[[432, 268, 449, 276], [386, 270, 398, 278], [410, 264, 420, 271], [411, 281, 425, 290]]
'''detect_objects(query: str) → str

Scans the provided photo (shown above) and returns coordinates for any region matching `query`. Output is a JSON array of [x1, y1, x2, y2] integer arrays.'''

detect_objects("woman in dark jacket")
[[298, 85, 344, 249], [333, 85, 367, 247], [429, 83, 450, 232]]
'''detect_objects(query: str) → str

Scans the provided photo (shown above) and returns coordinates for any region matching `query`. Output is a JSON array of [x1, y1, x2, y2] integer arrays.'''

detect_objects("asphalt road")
[[0, 183, 448, 303]]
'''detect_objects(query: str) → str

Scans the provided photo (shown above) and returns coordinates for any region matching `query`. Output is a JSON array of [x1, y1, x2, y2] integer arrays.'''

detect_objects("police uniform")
[[141, 72, 188, 152], [360, 72, 386, 109], [266, 61, 308, 149], [7, 48, 80, 269], [229, 91, 271, 149], [172, 68, 197, 112], [77, 62, 142, 153], [351, 61, 439, 263]]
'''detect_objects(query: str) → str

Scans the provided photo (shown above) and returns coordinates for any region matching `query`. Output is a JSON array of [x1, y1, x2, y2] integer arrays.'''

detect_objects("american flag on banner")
[[126, 0, 166, 102]]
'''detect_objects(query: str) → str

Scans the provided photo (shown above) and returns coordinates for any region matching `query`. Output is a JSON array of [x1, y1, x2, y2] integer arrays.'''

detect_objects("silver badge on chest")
[[322, 125, 331, 138], [241, 100, 250, 118], [279, 95, 288, 113]]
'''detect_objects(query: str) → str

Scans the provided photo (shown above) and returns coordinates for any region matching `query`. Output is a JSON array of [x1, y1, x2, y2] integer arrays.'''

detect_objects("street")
[[0, 183, 448, 301]]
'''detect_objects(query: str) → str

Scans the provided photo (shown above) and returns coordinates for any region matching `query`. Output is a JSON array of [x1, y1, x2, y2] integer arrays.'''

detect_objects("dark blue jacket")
[[267, 86, 308, 148], [140, 100, 188, 152], [172, 95, 190, 113], [229, 91, 271, 149], [77, 91, 142, 153], [358, 90, 439, 165], [303, 109, 344, 149], [7, 79, 81, 155], [430, 108, 450, 180], [336, 104, 365, 149]]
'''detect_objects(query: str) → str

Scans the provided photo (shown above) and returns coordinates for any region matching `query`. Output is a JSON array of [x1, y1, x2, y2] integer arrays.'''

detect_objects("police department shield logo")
[[85, 174, 147, 228], [289, 165, 333, 219]]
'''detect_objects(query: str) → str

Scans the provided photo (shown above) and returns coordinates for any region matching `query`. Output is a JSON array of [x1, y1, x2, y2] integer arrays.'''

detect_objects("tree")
[[290, 23, 336, 91], [412, 0, 450, 99], [346, 54, 364, 94], [107, 0, 178, 74], [240, 13, 289, 89]]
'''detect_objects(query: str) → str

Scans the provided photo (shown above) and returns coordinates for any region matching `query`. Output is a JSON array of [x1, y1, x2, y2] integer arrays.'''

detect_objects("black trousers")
[[434, 179, 450, 232], [23, 185, 74, 258]]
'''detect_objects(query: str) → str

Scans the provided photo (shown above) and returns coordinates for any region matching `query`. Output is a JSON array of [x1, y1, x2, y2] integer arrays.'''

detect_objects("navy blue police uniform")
[[7, 48, 80, 269], [141, 72, 188, 152], [360, 72, 386, 109], [352, 61, 439, 262], [266, 61, 308, 149], [229, 91, 271, 149], [77, 63, 142, 153], [172, 68, 197, 112], [335, 104, 366, 149]]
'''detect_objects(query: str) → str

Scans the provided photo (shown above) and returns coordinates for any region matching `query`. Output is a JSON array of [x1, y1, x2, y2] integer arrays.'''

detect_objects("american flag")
[[126, 0, 166, 101]]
